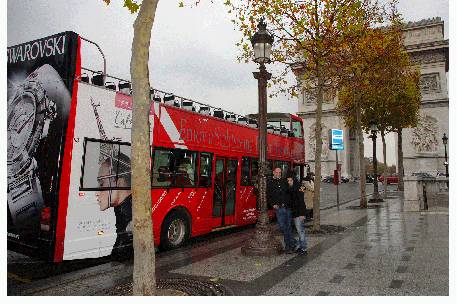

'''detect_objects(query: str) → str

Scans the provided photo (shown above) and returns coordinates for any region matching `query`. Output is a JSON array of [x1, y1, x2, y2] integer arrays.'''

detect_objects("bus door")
[[212, 157, 238, 228]]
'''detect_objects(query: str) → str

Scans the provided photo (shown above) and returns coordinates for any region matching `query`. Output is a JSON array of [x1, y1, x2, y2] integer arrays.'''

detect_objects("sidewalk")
[[16, 192, 449, 296]]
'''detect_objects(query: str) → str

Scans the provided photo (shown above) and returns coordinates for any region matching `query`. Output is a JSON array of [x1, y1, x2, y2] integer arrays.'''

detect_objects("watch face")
[[7, 93, 37, 162]]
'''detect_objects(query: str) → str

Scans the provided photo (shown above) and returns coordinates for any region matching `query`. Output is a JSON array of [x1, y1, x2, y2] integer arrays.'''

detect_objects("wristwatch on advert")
[[7, 64, 71, 227]]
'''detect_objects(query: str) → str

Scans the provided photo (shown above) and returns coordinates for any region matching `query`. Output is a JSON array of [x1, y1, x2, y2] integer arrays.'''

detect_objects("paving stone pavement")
[[156, 191, 447, 296], [261, 194, 449, 296], [12, 191, 448, 296]]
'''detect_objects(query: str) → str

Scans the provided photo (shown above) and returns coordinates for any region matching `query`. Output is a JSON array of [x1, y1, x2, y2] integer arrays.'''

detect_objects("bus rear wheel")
[[160, 210, 190, 250]]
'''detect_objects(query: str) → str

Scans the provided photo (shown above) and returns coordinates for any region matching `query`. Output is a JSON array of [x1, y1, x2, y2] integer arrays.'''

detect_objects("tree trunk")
[[381, 131, 388, 199], [312, 70, 324, 231], [355, 98, 367, 208], [130, 0, 159, 296], [397, 128, 404, 191]]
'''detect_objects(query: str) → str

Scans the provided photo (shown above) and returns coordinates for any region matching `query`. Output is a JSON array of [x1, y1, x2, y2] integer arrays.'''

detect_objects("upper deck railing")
[[79, 67, 300, 138]]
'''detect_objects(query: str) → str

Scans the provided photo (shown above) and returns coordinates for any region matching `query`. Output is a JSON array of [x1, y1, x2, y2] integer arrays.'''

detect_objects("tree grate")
[[105, 278, 232, 296]]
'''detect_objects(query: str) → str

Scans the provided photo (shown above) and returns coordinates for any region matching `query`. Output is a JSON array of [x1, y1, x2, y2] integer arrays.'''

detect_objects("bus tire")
[[160, 209, 190, 250]]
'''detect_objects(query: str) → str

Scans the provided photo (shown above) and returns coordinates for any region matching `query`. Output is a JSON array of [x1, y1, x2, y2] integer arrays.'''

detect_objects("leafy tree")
[[337, 9, 421, 197], [360, 22, 421, 192], [336, 26, 392, 207], [226, 0, 383, 229], [390, 68, 421, 190]]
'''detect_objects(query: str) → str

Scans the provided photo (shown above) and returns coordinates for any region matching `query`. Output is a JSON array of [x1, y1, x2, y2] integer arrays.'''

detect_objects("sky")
[[7, 0, 449, 165]]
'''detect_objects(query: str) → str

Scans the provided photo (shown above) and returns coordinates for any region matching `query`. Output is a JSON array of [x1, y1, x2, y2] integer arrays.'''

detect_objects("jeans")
[[293, 216, 308, 251], [276, 207, 295, 250]]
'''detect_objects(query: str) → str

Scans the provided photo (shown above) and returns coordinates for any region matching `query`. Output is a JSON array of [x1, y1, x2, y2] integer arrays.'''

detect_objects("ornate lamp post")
[[368, 120, 383, 203], [442, 133, 449, 184], [242, 20, 282, 256]]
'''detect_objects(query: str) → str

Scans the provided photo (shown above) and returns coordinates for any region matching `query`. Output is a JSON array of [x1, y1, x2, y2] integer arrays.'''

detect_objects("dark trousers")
[[306, 208, 313, 220]]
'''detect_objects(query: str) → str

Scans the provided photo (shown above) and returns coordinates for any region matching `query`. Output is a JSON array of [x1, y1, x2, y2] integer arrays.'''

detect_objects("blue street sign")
[[329, 129, 344, 150]]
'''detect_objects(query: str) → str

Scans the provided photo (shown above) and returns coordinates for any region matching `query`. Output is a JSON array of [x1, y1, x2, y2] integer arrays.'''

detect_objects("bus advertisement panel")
[[63, 82, 154, 260], [7, 32, 80, 258]]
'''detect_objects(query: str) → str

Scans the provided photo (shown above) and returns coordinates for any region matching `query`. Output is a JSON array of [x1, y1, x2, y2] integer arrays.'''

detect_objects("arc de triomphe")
[[296, 17, 449, 178]]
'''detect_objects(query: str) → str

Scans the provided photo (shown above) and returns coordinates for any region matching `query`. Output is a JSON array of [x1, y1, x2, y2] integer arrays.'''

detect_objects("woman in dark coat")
[[286, 174, 308, 255]]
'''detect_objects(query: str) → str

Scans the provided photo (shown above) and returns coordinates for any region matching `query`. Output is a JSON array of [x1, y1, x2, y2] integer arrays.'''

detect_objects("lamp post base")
[[368, 192, 384, 203], [368, 194, 384, 203], [368, 198, 384, 203], [241, 223, 282, 256]]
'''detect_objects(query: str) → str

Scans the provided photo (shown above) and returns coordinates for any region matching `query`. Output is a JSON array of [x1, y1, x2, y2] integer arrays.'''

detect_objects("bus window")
[[292, 120, 303, 138], [174, 150, 197, 187], [283, 161, 290, 176], [241, 157, 250, 186], [199, 153, 213, 187], [251, 158, 259, 185], [293, 164, 303, 181], [152, 149, 174, 187]]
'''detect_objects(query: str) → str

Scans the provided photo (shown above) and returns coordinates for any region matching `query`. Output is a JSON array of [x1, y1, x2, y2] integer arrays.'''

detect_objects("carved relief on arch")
[[411, 115, 439, 153], [409, 50, 446, 66], [308, 122, 329, 160], [303, 87, 336, 104], [419, 73, 441, 93]]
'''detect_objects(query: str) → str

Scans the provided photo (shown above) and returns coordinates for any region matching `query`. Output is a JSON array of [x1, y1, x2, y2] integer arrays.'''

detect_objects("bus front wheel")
[[160, 210, 190, 250]]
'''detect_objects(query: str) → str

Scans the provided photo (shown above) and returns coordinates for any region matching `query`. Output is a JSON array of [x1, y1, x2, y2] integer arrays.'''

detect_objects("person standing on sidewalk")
[[267, 166, 295, 254], [286, 173, 308, 255], [303, 174, 315, 221]]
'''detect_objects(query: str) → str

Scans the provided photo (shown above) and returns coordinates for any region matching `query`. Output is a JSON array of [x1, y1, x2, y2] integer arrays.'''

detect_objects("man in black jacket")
[[286, 174, 308, 255], [267, 166, 295, 253]]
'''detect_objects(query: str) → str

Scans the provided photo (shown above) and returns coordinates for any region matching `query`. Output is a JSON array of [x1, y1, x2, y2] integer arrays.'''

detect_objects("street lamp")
[[242, 19, 282, 256], [368, 120, 383, 203], [442, 133, 449, 182]]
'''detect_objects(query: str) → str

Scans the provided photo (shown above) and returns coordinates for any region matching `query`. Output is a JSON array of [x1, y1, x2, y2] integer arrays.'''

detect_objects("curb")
[[320, 190, 400, 211], [16, 260, 129, 295]]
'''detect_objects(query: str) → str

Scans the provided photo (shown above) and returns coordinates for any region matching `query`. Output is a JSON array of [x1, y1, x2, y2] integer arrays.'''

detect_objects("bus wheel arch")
[[160, 207, 191, 250]]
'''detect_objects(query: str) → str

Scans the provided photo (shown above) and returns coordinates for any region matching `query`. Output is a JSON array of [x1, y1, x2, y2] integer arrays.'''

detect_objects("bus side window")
[[292, 120, 303, 139], [199, 153, 212, 187], [152, 149, 174, 187], [293, 164, 303, 181], [283, 161, 290, 176], [251, 158, 259, 185], [241, 157, 250, 186], [174, 150, 197, 187]]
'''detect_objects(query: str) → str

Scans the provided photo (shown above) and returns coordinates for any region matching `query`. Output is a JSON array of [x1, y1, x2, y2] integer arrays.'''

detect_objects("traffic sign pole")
[[336, 150, 339, 210], [329, 128, 343, 210]]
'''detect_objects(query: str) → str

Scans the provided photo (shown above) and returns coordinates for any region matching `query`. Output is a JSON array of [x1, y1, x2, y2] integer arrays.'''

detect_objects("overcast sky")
[[7, 0, 449, 165]]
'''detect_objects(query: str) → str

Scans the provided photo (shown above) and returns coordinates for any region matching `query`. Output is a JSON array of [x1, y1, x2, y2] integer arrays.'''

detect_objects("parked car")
[[341, 176, 350, 183], [436, 172, 447, 177], [412, 172, 434, 178], [366, 175, 374, 183], [378, 174, 399, 184], [322, 175, 334, 183]]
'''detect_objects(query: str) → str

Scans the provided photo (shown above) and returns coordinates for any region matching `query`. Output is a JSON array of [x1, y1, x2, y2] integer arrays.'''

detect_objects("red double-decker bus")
[[7, 32, 305, 262]]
